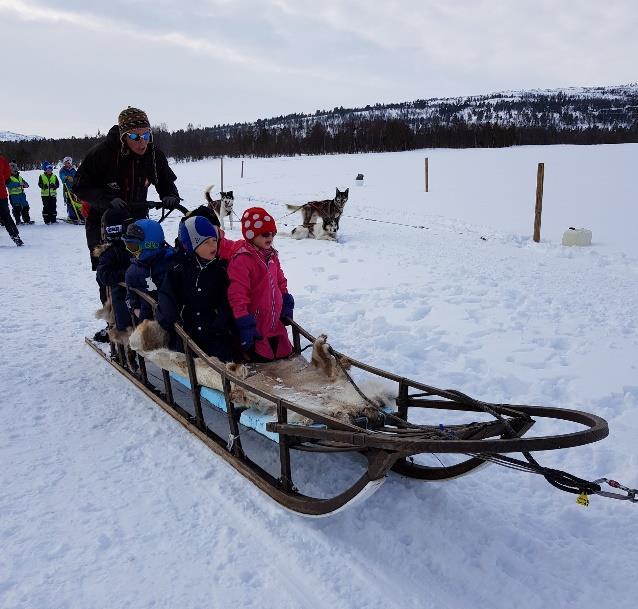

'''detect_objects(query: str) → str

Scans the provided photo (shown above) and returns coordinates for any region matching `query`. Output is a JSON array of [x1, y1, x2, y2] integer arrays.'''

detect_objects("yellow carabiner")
[[576, 492, 590, 507]]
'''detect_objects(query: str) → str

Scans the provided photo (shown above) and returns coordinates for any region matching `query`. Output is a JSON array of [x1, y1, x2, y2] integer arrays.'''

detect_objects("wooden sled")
[[86, 289, 609, 517]]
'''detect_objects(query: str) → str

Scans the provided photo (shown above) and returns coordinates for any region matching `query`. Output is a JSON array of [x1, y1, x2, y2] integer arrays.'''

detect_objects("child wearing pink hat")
[[228, 207, 294, 361]]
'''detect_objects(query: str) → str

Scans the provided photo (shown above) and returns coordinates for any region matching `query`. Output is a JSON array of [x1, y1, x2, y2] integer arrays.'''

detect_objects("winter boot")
[[93, 326, 110, 343], [126, 347, 139, 372], [12, 235, 24, 247]]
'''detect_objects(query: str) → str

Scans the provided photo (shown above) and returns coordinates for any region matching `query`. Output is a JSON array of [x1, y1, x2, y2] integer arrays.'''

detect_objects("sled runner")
[[83, 282, 633, 517]]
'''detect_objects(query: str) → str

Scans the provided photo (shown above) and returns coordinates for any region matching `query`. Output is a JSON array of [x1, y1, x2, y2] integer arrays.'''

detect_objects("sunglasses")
[[124, 240, 141, 254], [126, 131, 152, 142]]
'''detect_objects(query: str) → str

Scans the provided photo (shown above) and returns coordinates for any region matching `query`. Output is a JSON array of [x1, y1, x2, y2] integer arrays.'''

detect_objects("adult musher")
[[74, 106, 181, 342]]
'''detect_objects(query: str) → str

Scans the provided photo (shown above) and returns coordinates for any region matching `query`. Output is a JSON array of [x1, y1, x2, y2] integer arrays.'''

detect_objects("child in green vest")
[[7, 162, 33, 224], [38, 162, 59, 224]]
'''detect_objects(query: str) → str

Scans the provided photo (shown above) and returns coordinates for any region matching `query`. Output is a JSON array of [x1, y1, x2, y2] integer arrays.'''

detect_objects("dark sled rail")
[[286, 319, 608, 454], [86, 285, 612, 515]]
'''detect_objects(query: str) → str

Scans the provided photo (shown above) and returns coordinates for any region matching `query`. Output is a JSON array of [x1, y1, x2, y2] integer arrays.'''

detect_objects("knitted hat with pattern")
[[179, 216, 219, 254], [241, 207, 277, 241], [118, 106, 150, 138]]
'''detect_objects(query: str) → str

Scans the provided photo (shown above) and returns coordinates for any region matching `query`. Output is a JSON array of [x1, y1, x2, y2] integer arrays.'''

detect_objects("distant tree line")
[[3, 88, 637, 168]]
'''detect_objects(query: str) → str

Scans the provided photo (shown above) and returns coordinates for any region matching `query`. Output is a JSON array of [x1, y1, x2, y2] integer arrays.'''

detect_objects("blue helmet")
[[178, 216, 219, 254], [124, 219, 165, 260], [42, 161, 53, 171]]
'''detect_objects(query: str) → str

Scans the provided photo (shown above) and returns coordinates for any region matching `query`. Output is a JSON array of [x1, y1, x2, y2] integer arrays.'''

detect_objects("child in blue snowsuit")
[[124, 219, 176, 323], [6, 162, 32, 225], [94, 208, 134, 344]]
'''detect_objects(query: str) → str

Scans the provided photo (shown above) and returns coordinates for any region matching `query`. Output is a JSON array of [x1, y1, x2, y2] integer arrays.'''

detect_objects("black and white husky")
[[291, 216, 340, 240], [204, 185, 234, 225], [287, 188, 348, 241]]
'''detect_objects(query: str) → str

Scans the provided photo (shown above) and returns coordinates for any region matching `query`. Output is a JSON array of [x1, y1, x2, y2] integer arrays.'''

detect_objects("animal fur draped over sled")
[[94, 295, 133, 345], [129, 320, 393, 424]]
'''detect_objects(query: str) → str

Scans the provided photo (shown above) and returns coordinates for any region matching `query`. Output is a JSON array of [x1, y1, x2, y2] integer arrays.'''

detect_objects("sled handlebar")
[[146, 201, 189, 215]]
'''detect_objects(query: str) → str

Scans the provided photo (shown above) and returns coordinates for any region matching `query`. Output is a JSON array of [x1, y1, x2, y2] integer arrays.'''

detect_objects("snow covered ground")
[[1, 144, 637, 609]]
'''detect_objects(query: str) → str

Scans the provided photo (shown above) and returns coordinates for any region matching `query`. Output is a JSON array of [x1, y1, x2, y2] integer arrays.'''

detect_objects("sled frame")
[[87, 287, 608, 514]]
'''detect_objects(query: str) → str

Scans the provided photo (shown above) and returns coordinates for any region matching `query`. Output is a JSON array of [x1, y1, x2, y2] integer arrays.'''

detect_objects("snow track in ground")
[[1, 145, 637, 609]]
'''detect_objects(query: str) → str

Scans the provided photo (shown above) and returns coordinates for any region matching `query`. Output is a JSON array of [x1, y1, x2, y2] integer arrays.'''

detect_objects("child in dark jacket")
[[157, 216, 238, 362], [94, 208, 134, 343], [228, 207, 294, 362], [124, 219, 176, 322]]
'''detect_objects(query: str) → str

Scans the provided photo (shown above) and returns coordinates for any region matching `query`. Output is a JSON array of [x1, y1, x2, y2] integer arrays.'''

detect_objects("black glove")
[[109, 197, 128, 211], [159, 195, 181, 210]]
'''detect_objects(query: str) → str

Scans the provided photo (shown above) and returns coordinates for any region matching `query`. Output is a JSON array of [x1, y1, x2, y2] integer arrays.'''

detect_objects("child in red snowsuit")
[[227, 207, 294, 361]]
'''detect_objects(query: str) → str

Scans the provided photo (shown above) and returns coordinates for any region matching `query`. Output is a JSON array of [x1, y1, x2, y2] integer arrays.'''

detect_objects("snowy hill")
[[159, 83, 638, 159], [1, 144, 637, 609], [216, 83, 638, 135], [0, 130, 42, 142]]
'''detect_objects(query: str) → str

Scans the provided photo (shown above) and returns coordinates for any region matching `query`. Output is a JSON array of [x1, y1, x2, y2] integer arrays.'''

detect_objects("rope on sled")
[[327, 345, 637, 504]]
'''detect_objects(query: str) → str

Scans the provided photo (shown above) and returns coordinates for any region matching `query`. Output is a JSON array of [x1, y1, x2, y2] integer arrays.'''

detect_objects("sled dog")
[[287, 188, 348, 239], [204, 185, 234, 222], [291, 216, 340, 241]]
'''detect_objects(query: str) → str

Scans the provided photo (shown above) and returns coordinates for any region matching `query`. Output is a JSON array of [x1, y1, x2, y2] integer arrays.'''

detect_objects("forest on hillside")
[[3, 89, 637, 168]]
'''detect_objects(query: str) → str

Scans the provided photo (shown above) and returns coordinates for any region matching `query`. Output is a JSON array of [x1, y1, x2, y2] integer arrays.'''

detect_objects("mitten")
[[159, 195, 181, 210], [236, 314, 261, 350], [280, 293, 294, 325], [109, 197, 128, 211]]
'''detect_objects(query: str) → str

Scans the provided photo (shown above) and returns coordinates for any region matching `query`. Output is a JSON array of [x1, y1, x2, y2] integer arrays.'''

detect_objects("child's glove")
[[236, 315, 262, 350], [280, 293, 294, 325]]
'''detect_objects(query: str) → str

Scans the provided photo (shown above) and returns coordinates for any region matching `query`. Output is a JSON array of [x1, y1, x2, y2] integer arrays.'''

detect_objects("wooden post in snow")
[[425, 157, 429, 192], [533, 162, 544, 243], [241, 160, 244, 178]]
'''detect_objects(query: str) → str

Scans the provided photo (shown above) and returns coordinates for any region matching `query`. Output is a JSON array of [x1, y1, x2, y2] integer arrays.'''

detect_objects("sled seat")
[[170, 372, 328, 443]]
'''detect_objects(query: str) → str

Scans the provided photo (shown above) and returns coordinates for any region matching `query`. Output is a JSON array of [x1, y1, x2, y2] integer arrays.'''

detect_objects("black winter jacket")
[[94, 240, 134, 331], [157, 254, 237, 362], [74, 125, 179, 249], [95, 240, 131, 288]]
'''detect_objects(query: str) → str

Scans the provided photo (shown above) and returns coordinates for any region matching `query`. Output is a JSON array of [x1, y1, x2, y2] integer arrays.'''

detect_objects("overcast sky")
[[2, 0, 637, 139]]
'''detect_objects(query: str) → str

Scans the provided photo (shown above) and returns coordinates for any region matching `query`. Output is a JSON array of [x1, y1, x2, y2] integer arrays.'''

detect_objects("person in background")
[[227, 207, 294, 362], [157, 216, 238, 362], [0, 153, 23, 246], [73, 106, 180, 342], [38, 162, 59, 224], [59, 156, 81, 224], [7, 162, 33, 225]]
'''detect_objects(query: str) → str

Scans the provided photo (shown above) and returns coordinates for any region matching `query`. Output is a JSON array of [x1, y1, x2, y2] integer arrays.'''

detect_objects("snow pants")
[[0, 198, 20, 239], [9, 194, 31, 224], [42, 196, 57, 224]]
